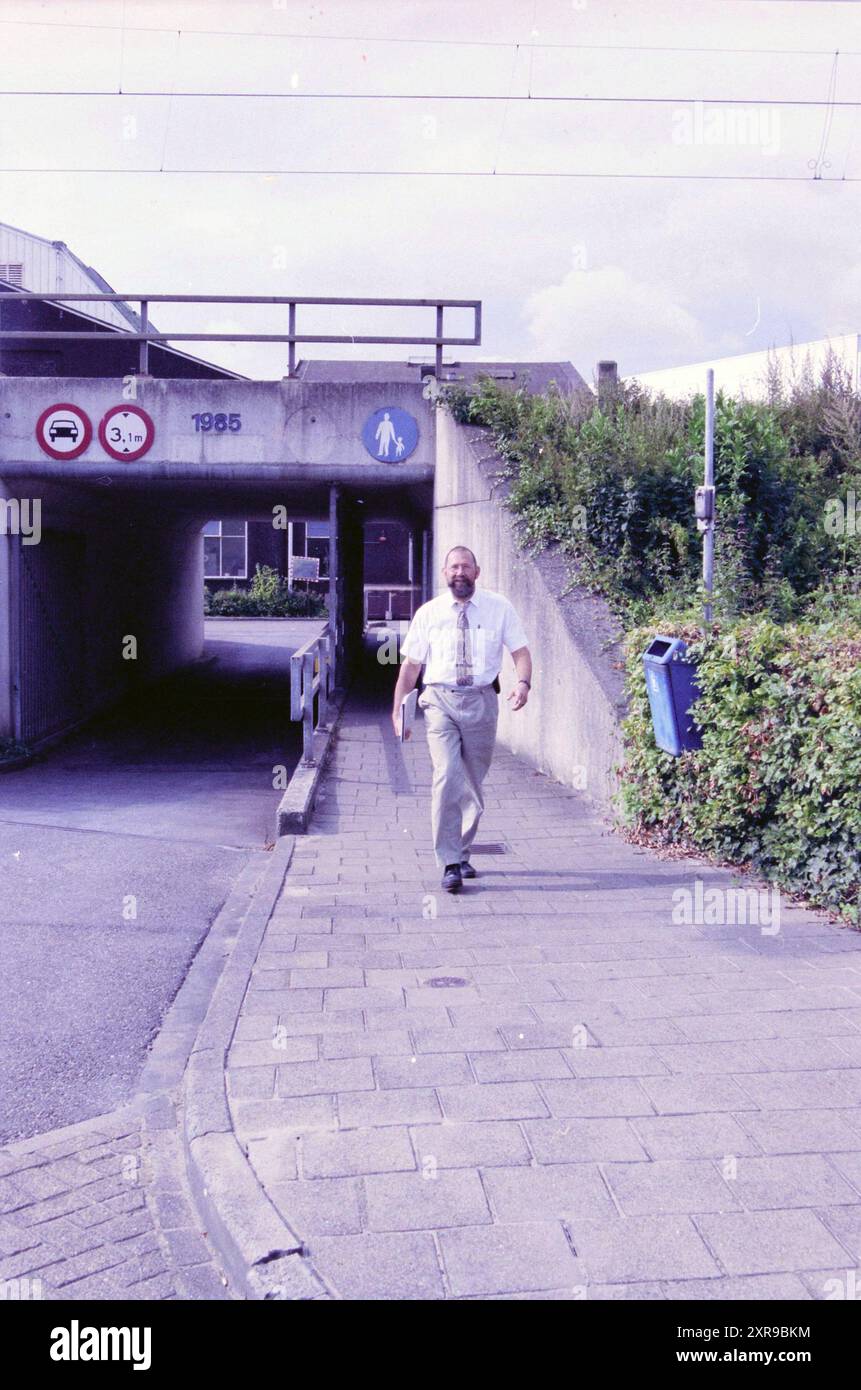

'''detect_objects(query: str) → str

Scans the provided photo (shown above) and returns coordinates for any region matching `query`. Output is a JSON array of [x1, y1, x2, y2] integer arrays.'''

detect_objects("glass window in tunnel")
[[307, 537, 330, 577], [202, 519, 248, 578]]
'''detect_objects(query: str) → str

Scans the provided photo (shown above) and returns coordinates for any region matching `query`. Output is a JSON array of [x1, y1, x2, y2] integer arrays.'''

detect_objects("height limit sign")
[[98, 405, 155, 461]]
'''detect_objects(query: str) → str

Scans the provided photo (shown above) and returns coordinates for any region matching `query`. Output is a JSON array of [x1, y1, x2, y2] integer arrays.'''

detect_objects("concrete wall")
[[0, 521, 13, 738], [433, 408, 627, 814]]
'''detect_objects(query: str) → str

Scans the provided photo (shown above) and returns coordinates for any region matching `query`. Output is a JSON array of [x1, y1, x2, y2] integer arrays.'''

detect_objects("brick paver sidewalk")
[[228, 693, 861, 1300], [0, 1109, 232, 1301]]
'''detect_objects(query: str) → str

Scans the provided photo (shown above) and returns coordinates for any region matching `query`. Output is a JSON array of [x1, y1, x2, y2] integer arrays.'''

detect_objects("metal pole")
[[703, 368, 715, 625], [329, 485, 340, 685], [302, 650, 315, 764], [288, 301, 296, 376], [435, 304, 444, 378], [139, 300, 149, 374]]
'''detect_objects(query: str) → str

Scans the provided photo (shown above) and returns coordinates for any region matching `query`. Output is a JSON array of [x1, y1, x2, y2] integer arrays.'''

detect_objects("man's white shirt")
[[401, 587, 529, 686]]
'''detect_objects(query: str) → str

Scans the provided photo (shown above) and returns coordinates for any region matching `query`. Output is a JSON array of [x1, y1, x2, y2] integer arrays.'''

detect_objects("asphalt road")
[[0, 619, 324, 1142]]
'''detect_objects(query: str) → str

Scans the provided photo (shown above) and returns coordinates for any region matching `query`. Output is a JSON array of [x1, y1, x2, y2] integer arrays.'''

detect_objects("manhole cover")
[[424, 976, 469, 989]]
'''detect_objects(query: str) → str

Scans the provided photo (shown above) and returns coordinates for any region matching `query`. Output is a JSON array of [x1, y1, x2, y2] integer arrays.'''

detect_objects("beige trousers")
[[417, 683, 499, 869]]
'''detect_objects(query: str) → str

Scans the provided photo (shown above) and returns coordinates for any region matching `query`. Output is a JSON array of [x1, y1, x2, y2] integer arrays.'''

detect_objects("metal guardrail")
[[0, 292, 482, 377], [290, 625, 333, 765]]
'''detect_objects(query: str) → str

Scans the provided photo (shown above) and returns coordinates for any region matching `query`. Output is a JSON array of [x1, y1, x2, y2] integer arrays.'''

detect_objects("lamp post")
[[696, 368, 716, 626]]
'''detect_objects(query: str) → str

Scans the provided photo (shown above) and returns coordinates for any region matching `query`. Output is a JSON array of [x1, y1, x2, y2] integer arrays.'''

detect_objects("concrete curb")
[[177, 836, 333, 1300], [276, 688, 346, 835]]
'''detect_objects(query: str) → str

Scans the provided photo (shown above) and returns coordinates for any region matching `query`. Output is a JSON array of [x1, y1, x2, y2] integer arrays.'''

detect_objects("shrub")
[[204, 566, 327, 618], [621, 605, 861, 920], [442, 359, 861, 625]]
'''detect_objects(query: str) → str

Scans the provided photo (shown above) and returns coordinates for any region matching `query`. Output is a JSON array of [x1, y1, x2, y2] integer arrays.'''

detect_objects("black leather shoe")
[[460, 860, 477, 879], [442, 863, 463, 893]]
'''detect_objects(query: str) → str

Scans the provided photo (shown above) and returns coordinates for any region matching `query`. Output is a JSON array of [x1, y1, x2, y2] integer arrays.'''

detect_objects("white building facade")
[[629, 333, 861, 401]]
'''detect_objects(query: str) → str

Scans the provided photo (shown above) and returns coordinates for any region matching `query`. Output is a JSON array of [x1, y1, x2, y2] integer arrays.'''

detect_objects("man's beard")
[[448, 576, 475, 598]]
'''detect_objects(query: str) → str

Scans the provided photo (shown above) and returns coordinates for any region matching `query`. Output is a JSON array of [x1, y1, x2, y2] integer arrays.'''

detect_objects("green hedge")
[[204, 565, 327, 618], [621, 603, 861, 920], [443, 366, 861, 625]]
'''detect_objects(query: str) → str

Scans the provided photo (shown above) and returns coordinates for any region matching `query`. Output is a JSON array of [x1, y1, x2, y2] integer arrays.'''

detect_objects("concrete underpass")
[[0, 371, 439, 1139]]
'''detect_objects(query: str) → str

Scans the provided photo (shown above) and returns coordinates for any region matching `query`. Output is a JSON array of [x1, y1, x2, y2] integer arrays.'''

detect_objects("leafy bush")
[[443, 359, 861, 625], [621, 605, 861, 920], [204, 565, 327, 618]]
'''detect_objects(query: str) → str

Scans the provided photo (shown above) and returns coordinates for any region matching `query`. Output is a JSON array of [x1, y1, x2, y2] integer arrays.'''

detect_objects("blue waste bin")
[[642, 636, 703, 756]]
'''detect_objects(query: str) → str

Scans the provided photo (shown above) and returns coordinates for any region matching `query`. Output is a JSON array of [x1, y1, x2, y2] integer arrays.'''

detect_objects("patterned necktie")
[[456, 607, 474, 686]]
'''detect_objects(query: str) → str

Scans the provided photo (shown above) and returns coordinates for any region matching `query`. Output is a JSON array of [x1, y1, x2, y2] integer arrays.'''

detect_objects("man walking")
[[391, 546, 532, 893]]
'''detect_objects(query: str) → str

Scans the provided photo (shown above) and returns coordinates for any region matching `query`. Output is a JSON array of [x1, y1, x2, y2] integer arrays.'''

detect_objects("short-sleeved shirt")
[[401, 587, 529, 687]]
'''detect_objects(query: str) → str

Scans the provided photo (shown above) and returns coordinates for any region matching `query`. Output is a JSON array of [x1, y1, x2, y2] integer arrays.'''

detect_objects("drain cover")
[[424, 976, 469, 989]]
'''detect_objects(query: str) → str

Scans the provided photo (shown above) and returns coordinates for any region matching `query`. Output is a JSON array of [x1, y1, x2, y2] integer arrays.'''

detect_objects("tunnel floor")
[[0, 617, 323, 1141]]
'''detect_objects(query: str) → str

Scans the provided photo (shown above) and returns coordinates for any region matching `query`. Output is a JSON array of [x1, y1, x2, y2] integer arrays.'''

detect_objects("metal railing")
[[290, 625, 333, 765], [0, 292, 482, 376]]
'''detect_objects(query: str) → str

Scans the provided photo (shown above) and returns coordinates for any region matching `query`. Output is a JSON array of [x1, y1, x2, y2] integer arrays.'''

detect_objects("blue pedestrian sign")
[[362, 406, 419, 462]]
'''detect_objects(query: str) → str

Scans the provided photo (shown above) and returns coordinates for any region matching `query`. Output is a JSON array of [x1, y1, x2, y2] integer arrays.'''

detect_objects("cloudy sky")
[[2, 0, 860, 380]]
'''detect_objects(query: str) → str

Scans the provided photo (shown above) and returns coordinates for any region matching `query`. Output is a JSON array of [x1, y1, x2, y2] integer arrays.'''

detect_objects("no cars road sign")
[[35, 403, 93, 460]]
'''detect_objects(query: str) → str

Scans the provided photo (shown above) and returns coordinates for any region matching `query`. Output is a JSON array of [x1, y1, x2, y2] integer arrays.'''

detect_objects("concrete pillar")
[[0, 529, 15, 738], [596, 360, 619, 405]]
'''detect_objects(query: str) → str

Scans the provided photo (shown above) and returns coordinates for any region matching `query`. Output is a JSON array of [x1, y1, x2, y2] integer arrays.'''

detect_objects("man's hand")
[[507, 681, 529, 712], [392, 709, 410, 740]]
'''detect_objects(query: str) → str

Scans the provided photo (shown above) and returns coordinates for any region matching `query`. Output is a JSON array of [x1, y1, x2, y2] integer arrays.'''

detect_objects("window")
[[203, 519, 247, 578], [291, 520, 329, 578], [0, 264, 24, 286]]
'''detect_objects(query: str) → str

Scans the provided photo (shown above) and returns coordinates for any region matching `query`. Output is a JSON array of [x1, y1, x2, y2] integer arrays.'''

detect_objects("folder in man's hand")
[[399, 688, 418, 741]]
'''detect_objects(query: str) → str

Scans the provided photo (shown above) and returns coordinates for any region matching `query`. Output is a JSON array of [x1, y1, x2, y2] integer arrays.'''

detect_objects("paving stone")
[[694, 1209, 851, 1275], [469, 1050, 573, 1082], [733, 1108, 861, 1155], [320, 1029, 415, 1060], [629, 1113, 762, 1161], [412, 1027, 506, 1054], [290, 968, 366, 988], [337, 1088, 442, 1128], [410, 1121, 531, 1171], [651, 1042, 768, 1074], [165, 1229, 212, 1267], [227, 1067, 276, 1099], [300, 1128, 417, 1179], [276, 1058, 375, 1098], [246, 1132, 299, 1186], [565, 1214, 720, 1282], [228, 1037, 319, 1067], [482, 1164, 617, 1223], [308, 1232, 445, 1299], [603, 1159, 741, 1215], [829, 1152, 861, 1189], [563, 1045, 670, 1077], [373, 1053, 473, 1089], [438, 1222, 583, 1298], [152, 1194, 196, 1231], [437, 1083, 549, 1123], [231, 1095, 336, 1134], [731, 1069, 861, 1111], [724, 1154, 860, 1210], [267, 1179, 363, 1236], [639, 1076, 759, 1114], [540, 1078, 654, 1118], [818, 1204, 861, 1258], [363, 1170, 491, 1231], [662, 1273, 811, 1300], [524, 1119, 649, 1164]]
